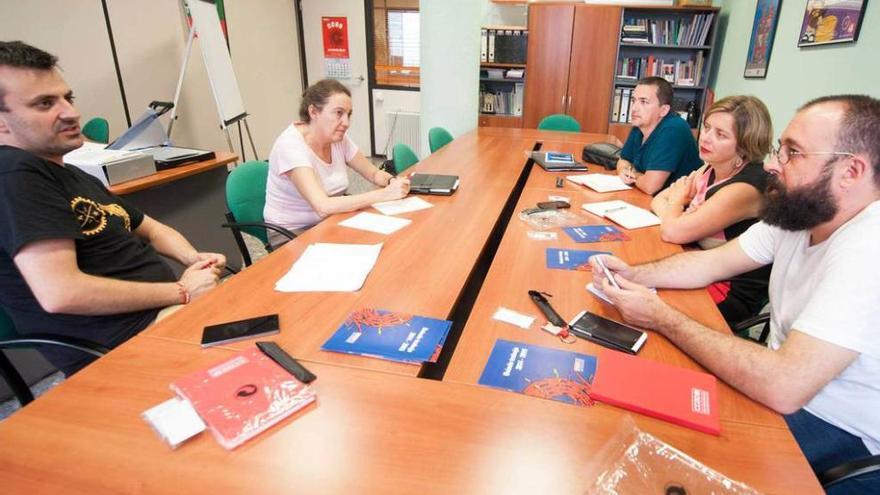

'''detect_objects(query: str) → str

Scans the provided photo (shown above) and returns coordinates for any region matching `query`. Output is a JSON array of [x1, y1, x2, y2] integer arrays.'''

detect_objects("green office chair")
[[81, 117, 110, 144], [537, 114, 582, 133], [428, 127, 454, 153], [222, 161, 296, 266], [392, 143, 419, 174], [0, 306, 108, 406]]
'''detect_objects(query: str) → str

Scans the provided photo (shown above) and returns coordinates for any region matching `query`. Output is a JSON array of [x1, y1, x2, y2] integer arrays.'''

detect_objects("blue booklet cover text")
[[563, 225, 630, 243], [322, 308, 451, 364], [546, 248, 611, 271], [478, 340, 597, 407]]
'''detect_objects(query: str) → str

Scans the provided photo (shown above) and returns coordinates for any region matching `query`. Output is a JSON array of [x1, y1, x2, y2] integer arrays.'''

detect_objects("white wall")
[[1, 0, 303, 160], [711, 0, 879, 136], [0, 0, 129, 138], [420, 0, 481, 157], [225, 0, 303, 159]]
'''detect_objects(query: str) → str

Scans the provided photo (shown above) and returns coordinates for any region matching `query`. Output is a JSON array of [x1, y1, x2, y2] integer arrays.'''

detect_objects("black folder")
[[409, 174, 459, 196]]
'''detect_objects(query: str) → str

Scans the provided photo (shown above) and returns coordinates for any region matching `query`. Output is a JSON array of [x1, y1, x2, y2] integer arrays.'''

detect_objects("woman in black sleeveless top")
[[651, 96, 773, 325]]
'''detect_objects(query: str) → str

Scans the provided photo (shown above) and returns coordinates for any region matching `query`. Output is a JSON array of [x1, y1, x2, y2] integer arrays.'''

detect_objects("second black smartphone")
[[567, 310, 647, 354], [201, 314, 280, 348]]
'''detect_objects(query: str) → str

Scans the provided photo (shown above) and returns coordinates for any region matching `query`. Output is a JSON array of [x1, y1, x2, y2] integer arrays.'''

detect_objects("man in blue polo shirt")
[[616, 76, 701, 195]]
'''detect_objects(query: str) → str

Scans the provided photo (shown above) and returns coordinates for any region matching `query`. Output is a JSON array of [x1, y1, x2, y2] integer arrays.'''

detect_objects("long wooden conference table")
[[0, 129, 822, 494]]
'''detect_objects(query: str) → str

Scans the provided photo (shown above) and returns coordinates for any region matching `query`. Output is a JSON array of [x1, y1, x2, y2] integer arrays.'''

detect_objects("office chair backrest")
[[0, 306, 15, 340], [225, 161, 270, 244], [82, 117, 110, 144], [537, 114, 582, 133], [392, 143, 419, 174], [428, 127, 454, 153]]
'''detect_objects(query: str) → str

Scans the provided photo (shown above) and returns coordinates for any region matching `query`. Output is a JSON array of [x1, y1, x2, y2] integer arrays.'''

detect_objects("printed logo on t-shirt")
[[70, 197, 131, 236]]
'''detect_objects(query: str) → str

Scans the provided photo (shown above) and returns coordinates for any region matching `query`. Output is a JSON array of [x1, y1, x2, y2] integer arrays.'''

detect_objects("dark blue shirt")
[[620, 113, 702, 190]]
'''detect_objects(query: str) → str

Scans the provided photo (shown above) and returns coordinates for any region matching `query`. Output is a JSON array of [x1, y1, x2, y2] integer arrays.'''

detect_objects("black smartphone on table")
[[201, 314, 280, 348], [567, 310, 647, 354]]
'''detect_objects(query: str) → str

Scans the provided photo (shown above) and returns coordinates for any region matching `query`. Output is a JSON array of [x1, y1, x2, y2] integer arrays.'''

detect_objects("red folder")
[[590, 349, 720, 435], [171, 347, 316, 449]]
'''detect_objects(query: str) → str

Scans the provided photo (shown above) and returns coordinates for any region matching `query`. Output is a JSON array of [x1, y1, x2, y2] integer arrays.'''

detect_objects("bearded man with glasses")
[[589, 94, 880, 494]]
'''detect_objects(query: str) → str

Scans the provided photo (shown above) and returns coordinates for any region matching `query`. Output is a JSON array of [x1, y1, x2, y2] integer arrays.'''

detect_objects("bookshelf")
[[478, 25, 528, 127], [609, 6, 720, 137]]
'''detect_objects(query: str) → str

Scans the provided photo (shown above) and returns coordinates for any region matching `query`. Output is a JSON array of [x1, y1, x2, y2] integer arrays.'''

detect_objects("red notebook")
[[171, 346, 317, 449], [590, 349, 720, 435]]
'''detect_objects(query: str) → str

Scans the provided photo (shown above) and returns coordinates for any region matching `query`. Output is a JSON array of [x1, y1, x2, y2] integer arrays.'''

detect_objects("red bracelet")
[[176, 282, 191, 305]]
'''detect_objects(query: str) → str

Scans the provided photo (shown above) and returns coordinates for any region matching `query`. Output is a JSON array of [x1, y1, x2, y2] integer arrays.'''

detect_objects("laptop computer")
[[530, 151, 588, 172], [409, 174, 460, 196], [107, 107, 215, 170]]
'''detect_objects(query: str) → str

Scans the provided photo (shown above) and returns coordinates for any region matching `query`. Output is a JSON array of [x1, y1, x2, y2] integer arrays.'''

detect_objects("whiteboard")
[[187, 0, 247, 126]]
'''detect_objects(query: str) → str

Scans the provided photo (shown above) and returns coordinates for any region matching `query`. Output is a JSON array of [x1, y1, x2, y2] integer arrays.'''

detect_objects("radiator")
[[384, 111, 421, 156]]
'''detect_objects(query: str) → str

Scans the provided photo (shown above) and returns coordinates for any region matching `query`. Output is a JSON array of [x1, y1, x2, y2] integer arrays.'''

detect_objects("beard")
[[761, 171, 838, 231]]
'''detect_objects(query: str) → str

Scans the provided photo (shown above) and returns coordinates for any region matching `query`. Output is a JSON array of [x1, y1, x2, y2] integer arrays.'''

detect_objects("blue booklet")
[[478, 340, 597, 407], [546, 248, 612, 271], [321, 308, 451, 364], [563, 225, 630, 243]]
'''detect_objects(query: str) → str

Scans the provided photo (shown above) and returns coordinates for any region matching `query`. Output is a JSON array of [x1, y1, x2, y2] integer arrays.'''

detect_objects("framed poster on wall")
[[744, 0, 782, 78], [798, 0, 869, 47]]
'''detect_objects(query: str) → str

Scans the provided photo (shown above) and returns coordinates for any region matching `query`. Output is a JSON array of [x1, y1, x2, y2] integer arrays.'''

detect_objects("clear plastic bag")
[[586, 416, 762, 495], [519, 207, 588, 230]]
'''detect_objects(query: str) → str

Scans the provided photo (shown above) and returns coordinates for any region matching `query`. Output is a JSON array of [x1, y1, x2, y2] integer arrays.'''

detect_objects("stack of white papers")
[[567, 174, 631, 193], [338, 212, 411, 234], [64, 142, 146, 166], [372, 196, 434, 216], [275, 243, 383, 292], [587, 282, 657, 306], [582, 200, 660, 230]]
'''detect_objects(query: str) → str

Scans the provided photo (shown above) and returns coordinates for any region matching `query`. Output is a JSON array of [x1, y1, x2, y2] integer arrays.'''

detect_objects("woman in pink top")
[[651, 95, 773, 325], [264, 80, 409, 244]]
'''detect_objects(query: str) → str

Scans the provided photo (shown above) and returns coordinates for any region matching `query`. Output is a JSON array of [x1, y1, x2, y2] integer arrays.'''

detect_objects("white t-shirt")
[[738, 201, 880, 454], [264, 123, 358, 231]]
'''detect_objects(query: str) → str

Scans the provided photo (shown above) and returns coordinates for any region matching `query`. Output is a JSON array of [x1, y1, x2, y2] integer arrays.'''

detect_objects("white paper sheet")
[[605, 206, 661, 229], [567, 174, 632, 192], [492, 307, 535, 329], [587, 282, 657, 306], [338, 212, 411, 234], [582, 200, 631, 217], [581, 200, 660, 229], [372, 196, 434, 216], [142, 397, 206, 449], [275, 243, 383, 292]]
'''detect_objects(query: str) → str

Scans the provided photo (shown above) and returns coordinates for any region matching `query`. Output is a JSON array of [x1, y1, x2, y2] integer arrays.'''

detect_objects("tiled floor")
[[0, 371, 65, 421]]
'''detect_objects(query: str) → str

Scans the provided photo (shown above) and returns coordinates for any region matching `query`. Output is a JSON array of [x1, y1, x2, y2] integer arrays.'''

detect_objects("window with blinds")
[[372, 0, 420, 88]]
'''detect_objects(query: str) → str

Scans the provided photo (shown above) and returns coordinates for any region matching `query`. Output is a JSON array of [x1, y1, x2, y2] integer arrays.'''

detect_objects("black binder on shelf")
[[493, 30, 528, 64]]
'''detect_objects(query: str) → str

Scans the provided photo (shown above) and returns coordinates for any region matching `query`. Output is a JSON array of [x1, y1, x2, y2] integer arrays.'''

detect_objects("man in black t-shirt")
[[0, 41, 224, 375]]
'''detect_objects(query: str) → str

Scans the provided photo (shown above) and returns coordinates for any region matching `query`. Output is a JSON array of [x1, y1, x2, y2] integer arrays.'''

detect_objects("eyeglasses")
[[769, 143, 854, 166]]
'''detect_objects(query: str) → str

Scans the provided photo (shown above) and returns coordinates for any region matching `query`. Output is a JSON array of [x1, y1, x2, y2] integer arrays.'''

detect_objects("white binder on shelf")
[[480, 29, 488, 63], [619, 88, 632, 124], [612, 88, 622, 122], [488, 29, 496, 63], [513, 82, 524, 116]]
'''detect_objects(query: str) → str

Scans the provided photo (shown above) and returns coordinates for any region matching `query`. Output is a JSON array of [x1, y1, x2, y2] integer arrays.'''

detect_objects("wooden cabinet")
[[566, 5, 621, 134], [523, 4, 574, 129], [523, 4, 620, 133], [478, 114, 523, 128]]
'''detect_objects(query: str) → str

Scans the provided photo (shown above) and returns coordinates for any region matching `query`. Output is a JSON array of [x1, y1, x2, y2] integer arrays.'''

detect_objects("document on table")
[[372, 196, 434, 216], [566, 174, 631, 193], [275, 243, 383, 292], [338, 212, 411, 234], [582, 200, 660, 230]]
